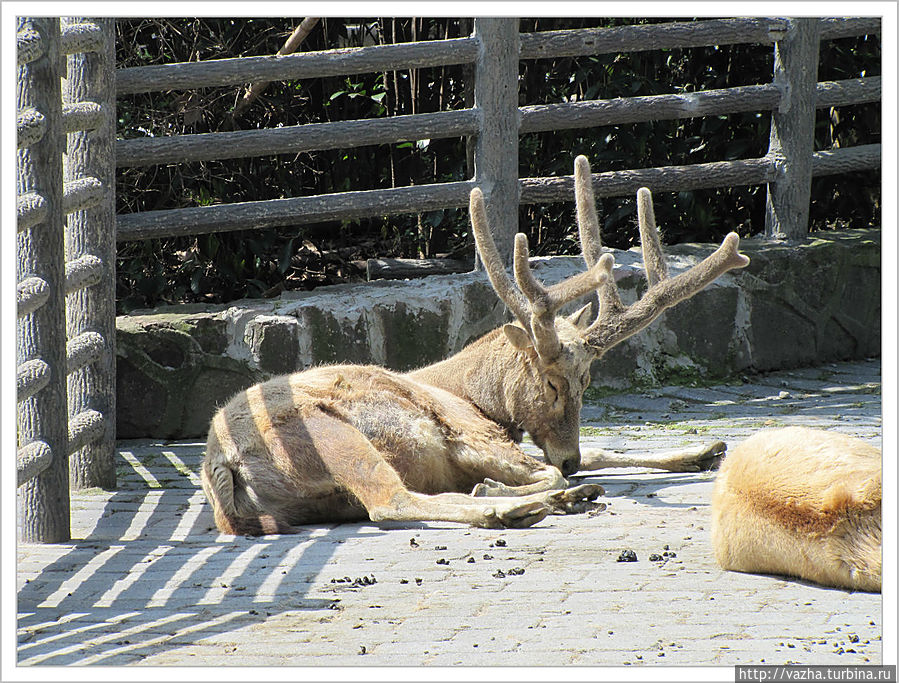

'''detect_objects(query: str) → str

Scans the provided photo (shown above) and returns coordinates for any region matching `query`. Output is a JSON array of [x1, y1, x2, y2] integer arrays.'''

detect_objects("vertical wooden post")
[[17, 17, 70, 543], [63, 17, 117, 489], [764, 17, 821, 240], [472, 18, 520, 264]]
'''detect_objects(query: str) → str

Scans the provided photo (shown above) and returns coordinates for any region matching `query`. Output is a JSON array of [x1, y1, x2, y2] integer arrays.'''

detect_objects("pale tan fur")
[[711, 427, 881, 592], [202, 156, 749, 535]]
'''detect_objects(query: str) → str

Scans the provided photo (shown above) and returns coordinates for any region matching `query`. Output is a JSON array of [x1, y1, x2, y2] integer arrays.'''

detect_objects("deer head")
[[469, 155, 750, 476]]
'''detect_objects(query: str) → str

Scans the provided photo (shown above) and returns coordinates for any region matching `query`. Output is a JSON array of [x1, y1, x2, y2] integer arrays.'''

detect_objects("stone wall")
[[116, 229, 880, 439]]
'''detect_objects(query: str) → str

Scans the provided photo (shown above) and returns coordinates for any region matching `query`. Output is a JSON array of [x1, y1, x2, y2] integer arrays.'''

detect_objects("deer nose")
[[560, 457, 580, 477]]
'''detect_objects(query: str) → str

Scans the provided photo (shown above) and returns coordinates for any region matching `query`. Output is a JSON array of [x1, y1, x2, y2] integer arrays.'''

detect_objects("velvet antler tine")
[[636, 187, 669, 288], [593, 253, 623, 319], [574, 155, 603, 269], [584, 232, 749, 353], [512, 233, 560, 359], [469, 188, 531, 328]]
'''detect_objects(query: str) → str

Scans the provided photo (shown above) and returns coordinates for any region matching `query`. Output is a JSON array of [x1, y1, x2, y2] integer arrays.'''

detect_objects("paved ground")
[[16, 359, 883, 669]]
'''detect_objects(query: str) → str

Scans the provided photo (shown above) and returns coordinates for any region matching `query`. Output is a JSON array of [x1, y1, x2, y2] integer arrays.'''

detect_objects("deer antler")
[[572, 156, 750, 356], [469, 188, 609, 362]]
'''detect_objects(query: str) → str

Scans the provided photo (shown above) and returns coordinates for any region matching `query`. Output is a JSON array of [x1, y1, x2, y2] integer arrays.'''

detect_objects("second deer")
[[201, 156, 750, 535]]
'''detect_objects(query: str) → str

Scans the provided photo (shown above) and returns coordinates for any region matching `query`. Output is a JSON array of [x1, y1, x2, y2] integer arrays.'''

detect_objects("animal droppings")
[[617, 549, 638, 562]]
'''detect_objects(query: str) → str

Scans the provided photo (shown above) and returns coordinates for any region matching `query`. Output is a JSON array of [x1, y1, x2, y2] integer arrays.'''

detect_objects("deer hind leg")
[[579, 441, 727, 472], [298, 410, 554, 529]]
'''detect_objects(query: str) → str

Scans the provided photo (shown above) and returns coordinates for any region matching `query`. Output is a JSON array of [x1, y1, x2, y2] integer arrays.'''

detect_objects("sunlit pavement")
[[16, 359, 882, 667]]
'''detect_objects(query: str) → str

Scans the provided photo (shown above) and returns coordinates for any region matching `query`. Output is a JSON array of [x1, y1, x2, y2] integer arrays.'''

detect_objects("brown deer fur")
[[711, 427, 881, 592], [202, 156, 750, 535]]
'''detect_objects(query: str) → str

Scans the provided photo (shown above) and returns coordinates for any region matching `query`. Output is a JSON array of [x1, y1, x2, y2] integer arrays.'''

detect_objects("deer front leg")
[[471, 464, 567, 497], [431, 484, 605, 516], [302, 410, 553, 529], [468, 450, 606, 514], [580, 441, 726, 472]]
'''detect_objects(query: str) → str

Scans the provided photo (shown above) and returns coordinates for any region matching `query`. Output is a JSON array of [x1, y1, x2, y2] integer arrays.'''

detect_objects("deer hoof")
[[547, 483, 605, 513], [671, 441, 727, 472], [485, 501, 550, 529]]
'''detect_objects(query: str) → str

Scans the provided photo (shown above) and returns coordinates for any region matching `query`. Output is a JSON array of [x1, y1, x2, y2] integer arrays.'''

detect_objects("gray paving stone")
[[15, 359, 884, 668]]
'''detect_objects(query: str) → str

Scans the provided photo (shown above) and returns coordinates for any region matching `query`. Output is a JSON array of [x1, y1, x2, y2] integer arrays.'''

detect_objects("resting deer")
[[712, 427, 881, 592], [201, 156, 750, 535]]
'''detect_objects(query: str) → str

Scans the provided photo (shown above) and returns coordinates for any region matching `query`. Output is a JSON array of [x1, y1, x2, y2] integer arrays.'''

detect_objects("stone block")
[[114, 229, 880, 439]]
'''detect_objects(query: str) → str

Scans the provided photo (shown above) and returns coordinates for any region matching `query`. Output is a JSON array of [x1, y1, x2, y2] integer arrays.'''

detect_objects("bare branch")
[[231, 18, 320, 120]]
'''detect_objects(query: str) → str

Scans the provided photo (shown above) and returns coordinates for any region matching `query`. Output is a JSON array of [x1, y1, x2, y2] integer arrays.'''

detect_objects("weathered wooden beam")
[[60, 21, 104, 55], [17, 276, 50, 318], [811, 144, 881, 176], [765, 19, 821, 240], [520, 157, 775, 204], [17, 107, 46, 149], [17, 26, 44, 65], [16, 16, 70, 543], [520, 18, 789, 60], [64, 254, 104, 294], [66, 331, 105, 376], [814, 76, 881, 108], [473, 18, 520, 265], [116, 109, 478, 167], [17, 359, 51, 403], [819, 17, 881, 40], [62, 176, 103, 214], [116, 36, 479, 94], [117, 180, 476, 242], [519, 78, 880, 135], [67, 409, 105, 456], [520, 84, 782, 134], [17, 192, 47, 232], [62, 101, 104, 133], [366, 257, 472, 281], [17, 441, 53, 488], [63, 16, 117, 491]]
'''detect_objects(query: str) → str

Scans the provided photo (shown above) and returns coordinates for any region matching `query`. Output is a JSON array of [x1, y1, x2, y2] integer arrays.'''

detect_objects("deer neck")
[[405, 327, 523, 438]]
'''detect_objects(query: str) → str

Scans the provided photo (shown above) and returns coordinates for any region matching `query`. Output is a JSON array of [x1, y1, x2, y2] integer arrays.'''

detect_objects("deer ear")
[[503, 324, 533, 351], [567, 302, 594, 329]]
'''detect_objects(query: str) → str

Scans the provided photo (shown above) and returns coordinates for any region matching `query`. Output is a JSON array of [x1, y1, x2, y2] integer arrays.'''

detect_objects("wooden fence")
[[15, 16, 881, 543], [17, 17, 116, 543]]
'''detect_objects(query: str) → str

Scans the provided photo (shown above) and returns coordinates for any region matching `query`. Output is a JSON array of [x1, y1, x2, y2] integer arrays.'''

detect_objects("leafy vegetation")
[[114, 17, 880, 313]]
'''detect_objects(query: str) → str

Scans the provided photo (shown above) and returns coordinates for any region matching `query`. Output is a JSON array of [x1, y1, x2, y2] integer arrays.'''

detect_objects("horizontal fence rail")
[[113, 16, 881, 245], [117, 180, 477, 241], [115, 76, 879, 168], [519, 18, 788, 59], [520, 145, 880, 204], [116, 37, 480, 94], [115, 142, 881, 242], [114, 17, 881, 95], [116, 109, 479, 167]]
